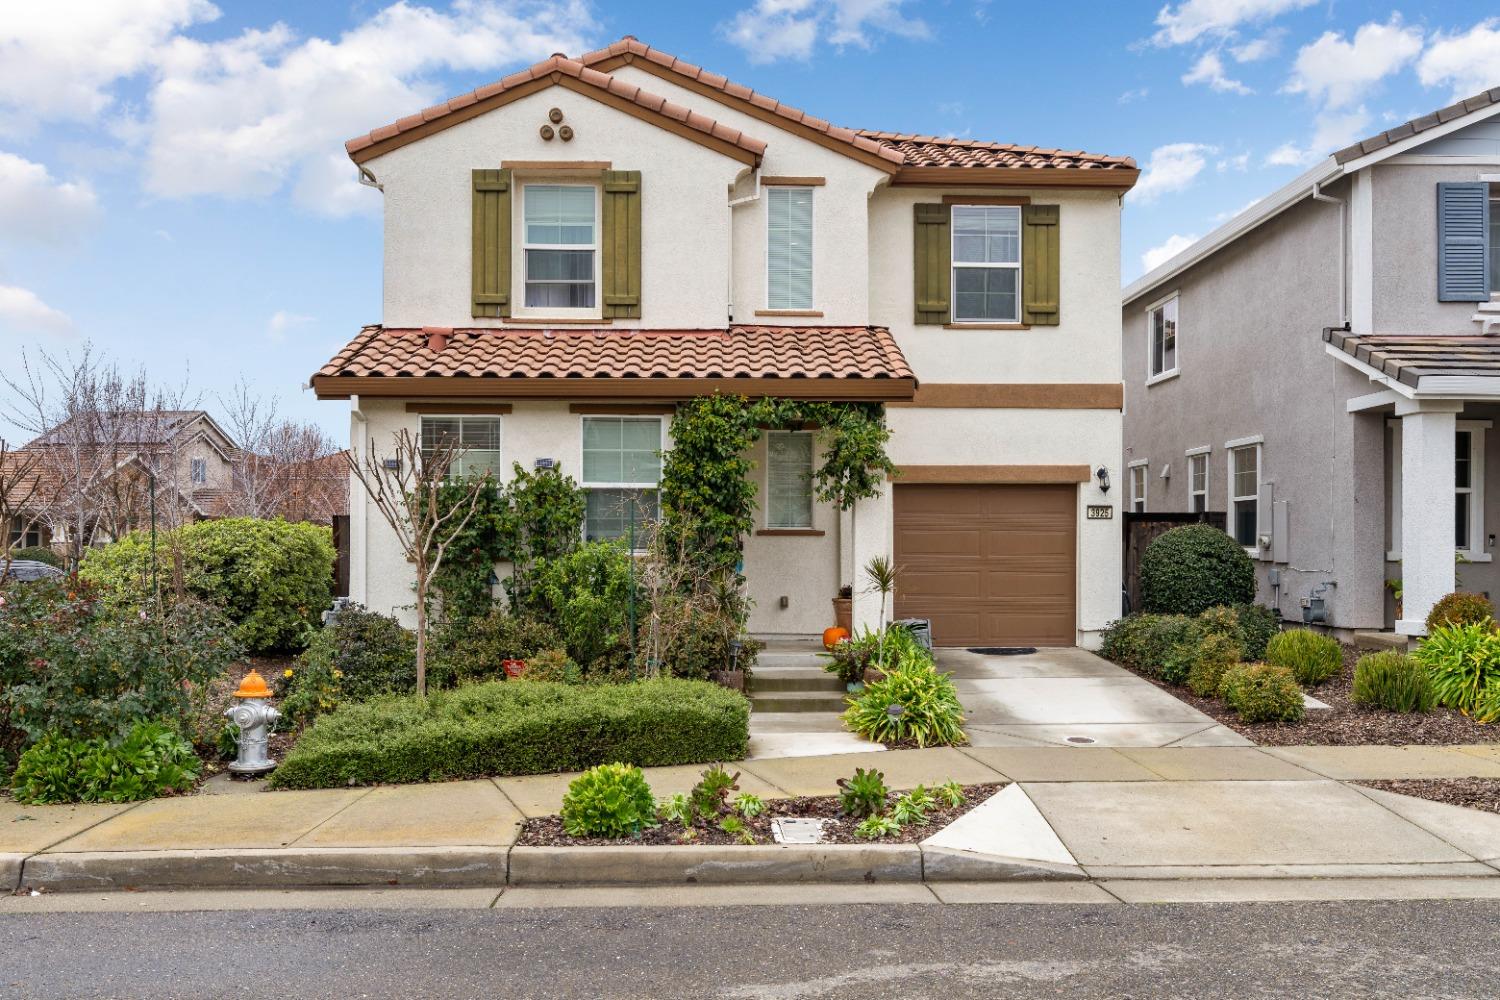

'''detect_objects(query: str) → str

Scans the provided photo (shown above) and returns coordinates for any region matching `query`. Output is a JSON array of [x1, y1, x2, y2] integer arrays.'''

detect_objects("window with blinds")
[[766, 431, 814, 529], [767, 186, 813, 310], [420, 416, 502, 479], [581, 416, 662, 544]]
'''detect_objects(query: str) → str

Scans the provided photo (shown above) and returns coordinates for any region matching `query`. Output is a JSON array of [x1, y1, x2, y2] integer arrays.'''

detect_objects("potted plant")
[[832, 584, 853, 633]]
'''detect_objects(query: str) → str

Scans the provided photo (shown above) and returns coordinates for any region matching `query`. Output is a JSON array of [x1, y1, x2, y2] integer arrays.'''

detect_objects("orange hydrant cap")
[[234, 670, 273, 699]]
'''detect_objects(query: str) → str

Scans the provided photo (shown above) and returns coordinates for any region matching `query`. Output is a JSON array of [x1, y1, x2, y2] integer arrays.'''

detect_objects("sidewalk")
[[6, 744, 1500, 893]]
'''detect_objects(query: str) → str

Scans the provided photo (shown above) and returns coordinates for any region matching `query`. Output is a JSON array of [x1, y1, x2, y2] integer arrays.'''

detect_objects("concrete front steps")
[[752, 649, 845, 714], [747, 644, 880, 758]]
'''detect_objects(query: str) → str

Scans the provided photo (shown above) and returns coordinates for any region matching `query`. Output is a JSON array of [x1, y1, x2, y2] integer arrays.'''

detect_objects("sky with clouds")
[[1, 0, 1497, 445]]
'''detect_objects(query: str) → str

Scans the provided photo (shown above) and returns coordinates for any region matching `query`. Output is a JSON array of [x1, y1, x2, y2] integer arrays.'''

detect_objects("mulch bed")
[[517, 782, 1005, 848], [1357, 778, 1500, 815], [1130, 644, 1500, 747]]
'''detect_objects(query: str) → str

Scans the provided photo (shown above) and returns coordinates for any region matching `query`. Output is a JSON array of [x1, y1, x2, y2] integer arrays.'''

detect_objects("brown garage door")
[[893, 484, 1076, 647]]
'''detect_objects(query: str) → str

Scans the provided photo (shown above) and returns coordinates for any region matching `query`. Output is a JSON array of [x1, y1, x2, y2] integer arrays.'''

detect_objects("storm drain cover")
[[771, 818, 833, 845], [1065, 736, 1096, 745], [967, 647, 1038, 656]]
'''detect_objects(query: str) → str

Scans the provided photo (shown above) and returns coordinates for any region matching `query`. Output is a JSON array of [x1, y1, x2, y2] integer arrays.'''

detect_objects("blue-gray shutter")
[[1437, 182, 1490, 302]]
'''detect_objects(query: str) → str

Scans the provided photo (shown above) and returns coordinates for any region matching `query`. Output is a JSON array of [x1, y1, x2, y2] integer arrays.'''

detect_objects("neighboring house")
[[1122, 87, 1500, 637], [314, 37, 1137, 646]]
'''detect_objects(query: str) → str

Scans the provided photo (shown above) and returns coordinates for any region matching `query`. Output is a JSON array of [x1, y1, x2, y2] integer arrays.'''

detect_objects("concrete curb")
[[19, 847, 510, 892], [919, 845, 1087, 882], [1, 853, 24, 892], [509, 845, 922, 886]]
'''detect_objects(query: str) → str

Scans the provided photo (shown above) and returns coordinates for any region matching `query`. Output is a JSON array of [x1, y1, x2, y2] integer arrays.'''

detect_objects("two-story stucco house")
[[314, 37, 1138, 647], [1122, 87, 1500, 638]]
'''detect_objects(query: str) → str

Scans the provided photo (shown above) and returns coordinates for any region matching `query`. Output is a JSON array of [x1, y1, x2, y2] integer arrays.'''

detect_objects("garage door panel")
[[894, 484, 1076, 647]]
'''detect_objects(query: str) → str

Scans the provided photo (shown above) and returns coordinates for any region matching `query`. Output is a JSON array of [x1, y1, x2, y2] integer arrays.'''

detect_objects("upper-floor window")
[[420, 415, 502, 480], [190, 457, 207, 484], [1230, 442, 1261, 550], [523, 184, 596, 309], [1147, 295, 1179, 382], [951, 205, 1021, 323], [1187, 450, 1209, 514], [1128, 461, 1147, 513], [582, 416, 662, 544], [767, 187, 813, 310], [1490, 187, 1499, 295], [766, 431, 814, 529]]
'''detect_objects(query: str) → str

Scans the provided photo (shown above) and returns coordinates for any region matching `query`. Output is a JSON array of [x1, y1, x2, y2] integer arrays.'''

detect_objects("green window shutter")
[[1022, 204, 1060, 326], [471, 168, 511, 318], [601, 170, 642, 318], [913, 203, 950, 325]]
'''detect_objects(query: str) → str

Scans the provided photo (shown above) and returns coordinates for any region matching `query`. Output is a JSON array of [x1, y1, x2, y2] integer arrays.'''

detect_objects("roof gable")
[[1335, 86, 1500, 165]]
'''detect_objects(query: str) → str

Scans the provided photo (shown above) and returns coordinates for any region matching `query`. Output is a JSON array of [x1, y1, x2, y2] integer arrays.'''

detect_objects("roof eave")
[[312, 374, 917, 403], [890, 166, 1140, 190]]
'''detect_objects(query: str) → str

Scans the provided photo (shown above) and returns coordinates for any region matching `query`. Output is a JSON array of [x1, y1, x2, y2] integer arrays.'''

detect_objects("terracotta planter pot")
[[832, 597, 853, 633], [502, 659, 526, 679], [710, 668, 745, 691]]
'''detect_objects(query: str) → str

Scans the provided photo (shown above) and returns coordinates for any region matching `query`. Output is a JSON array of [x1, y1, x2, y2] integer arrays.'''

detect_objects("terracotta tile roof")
[[578, 38, 904, 169], [314, 325, 913, 392], [855, 131, 1137, 172], [1334, 86, 1500, 164], [1324, 329, 1500, 388], [345, 54, 767, 163]]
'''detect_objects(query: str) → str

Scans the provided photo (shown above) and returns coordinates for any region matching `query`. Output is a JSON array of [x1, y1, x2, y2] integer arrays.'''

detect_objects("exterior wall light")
[[1095, 467, 1111, 494]]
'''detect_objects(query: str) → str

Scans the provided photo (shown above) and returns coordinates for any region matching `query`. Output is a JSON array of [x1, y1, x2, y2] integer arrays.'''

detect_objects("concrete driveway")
[[936, 647, 1250, 748]]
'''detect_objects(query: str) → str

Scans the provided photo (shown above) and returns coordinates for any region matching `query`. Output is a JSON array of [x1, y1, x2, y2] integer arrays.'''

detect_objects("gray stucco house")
[[1122, 87, 1500, 638]]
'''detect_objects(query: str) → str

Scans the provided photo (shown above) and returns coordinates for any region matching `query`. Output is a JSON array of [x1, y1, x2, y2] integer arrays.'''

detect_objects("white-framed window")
[[1128, 460, 1148, 513], [766, 430, 814, 529], [767, 186, 813, 310], [1456, 421, 1488, 559], [420, 415, 503, 480], [1147, 294, 1179, 383], [1186, 449, 1209, 514], [7, 521, 42, 549], [522, 183, 597, 310], [581, 416, 662, 544], [1229, 442, 1261, 550], [190, 457, 207, 484], [951, 204, 1021, 323]]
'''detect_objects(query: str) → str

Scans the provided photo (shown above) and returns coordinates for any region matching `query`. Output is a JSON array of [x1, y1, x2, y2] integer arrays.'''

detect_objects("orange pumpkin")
[[822, 626, 851, 649]]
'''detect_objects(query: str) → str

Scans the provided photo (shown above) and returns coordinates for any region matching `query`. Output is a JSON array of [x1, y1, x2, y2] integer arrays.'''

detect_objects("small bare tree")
[[219, 380, 340, 521], [346, 428, 491, 696]]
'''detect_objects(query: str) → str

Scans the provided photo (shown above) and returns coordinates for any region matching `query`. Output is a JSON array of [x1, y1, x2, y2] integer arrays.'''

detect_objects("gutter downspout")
[[349, 396, 368, 606], [726, 166, 762, 323], [1309, 181, 1348, 624], [1311, 180, 1347, 326]]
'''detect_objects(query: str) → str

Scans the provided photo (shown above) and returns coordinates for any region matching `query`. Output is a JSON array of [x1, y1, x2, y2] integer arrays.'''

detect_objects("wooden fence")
[[1122, 511, 1227, 614]]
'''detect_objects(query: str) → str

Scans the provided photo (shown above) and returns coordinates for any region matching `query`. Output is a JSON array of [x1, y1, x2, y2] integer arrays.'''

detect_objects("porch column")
[[849, 482, 894, 633], [1396, 399, 1461, 635]]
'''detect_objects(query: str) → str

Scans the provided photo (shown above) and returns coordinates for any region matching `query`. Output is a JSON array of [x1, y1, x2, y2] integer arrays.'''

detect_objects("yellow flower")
[[283, 669, 294, 678], [332, 669, 344, 679]]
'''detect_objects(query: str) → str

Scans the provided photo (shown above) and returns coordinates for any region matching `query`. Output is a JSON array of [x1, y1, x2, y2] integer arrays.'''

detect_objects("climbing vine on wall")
[[660, 395, 896, 574]]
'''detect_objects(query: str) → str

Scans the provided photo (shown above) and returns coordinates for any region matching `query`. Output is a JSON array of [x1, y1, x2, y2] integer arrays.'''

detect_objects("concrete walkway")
[[6, 743, 1500, 892]]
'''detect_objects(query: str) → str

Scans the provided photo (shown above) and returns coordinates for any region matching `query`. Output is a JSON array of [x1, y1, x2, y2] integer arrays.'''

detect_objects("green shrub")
[[80, 517, 334, 653], [1139, 524, 1256, 616], [836, 766, 889, 818], [519, 648, 580, 684], [689, 764, 739, 820], [1351, 650, 1435, 713], [1413, 620, 1500, 714], [10, 722, 200, 804], [842, 662, 965, 747], [1219, 663, 1305, 723], [1264, 629, 1343, 686], [269, 678, 749, 788], [854, 814, 902, 839], [7, 546, 61, 567], [1426, 592, 1496, 633], [1195, 606, 1240, 641], [1100, 614, 1196, 676], [822, 627, 880, 685], [1187, 632, 1243, 698], [280, 605, 416, 724], [428, 608, 560, 688], [560, 762, 657, 838], [529, 541, 638, 668], [0, 578, 239, 751], [1231, 603, 1280, 661], [1474, 682, 1500, 725]]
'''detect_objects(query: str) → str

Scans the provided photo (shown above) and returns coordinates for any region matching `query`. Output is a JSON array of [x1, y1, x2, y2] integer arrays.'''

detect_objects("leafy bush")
[[519, 648, 581, 684], [1426, 592, 1496, 633], [495, 463, 588, 611], [10, 722, 200, 804], [689, 764, 740, 820], [560, 762, 657, 838], [1351, 650, 1435, 713], [1186, 632, 1243, 698], [80, 517, 334, 653], [1139, 524, 1256, 616], [836, 766, 889, 818], [1264, 629, 1343, 686], [842, 662, 966, 747], [822, 627, 880, 685], [280, 605, 416, 724], [1099, 614, 1196, 676], [1474, 683, 1500, 725], [1413, 620, 1500, 715], [428, 608, 560, 688], [892, 786, 934, 826], [1219, 663, 1305, 723], [0, 577, 240, 752], [269, 679, 749, 788], [1231, 603, 1280, 661], [7, 546, 61, 567], [529, 541, 638, 669], [854, 814, 901, 839]]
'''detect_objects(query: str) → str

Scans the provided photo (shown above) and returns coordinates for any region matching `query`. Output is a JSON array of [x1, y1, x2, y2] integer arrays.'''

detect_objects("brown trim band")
[[501, 160, 612, 171], [753, 309, 824, 318], [755, 529, 826, 537], [892, 166, 1140, 190], [405, 402, 513, 415], [942, 194, 1030, 206], [888, 383, 1124, 410], [317, 376, 916, 402], [569, 403, 677, 415], [942, 323, 1030, 331], [893, 465, 1090, 484], [762, 176, 827, 186], [502, 316, 613, 325]]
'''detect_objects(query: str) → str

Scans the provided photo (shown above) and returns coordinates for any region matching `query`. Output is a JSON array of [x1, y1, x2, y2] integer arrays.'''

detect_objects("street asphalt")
[[3, 898, 1499, 998]]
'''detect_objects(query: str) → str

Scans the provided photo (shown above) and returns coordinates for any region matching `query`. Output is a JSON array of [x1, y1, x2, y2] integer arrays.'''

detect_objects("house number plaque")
[[1086, 505, 1114, 520]]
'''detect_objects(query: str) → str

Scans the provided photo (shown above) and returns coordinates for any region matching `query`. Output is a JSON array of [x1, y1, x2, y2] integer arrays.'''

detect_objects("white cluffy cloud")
[[1182, 52, 1251, 94], [1142, 234, 1199, 272], [1418, 19, 1500, 102], [1152, 0, 1316, 47], [266, 310, 314, 344], [1131, 143, 1217, 203], [1284, 17, 1423, 109], [722, 0, 929, 64], [0, 284, 74, 338], [0, 152, 99, 246]]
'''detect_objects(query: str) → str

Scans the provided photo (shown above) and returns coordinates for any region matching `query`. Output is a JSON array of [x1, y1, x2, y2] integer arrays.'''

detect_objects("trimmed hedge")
[[1099, 614, 1196, 676], [1139, 524, 1256, 616], [1426, 591, 1495, 633], [1220, 663, 1304, 723], [269, 678, 749, 788]]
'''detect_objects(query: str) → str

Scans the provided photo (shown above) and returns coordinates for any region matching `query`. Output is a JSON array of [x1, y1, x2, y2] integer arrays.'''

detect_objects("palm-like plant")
[[863, 554, 897, 661]]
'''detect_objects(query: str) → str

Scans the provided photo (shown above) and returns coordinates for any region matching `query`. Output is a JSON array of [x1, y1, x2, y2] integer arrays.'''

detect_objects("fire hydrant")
[[225, 669, 281, 778]]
